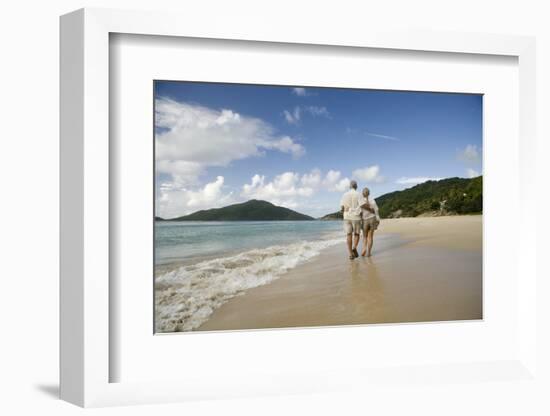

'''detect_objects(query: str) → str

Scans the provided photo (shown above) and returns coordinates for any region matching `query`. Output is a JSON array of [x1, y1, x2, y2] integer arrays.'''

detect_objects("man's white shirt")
[[340, 189, 362, 221]]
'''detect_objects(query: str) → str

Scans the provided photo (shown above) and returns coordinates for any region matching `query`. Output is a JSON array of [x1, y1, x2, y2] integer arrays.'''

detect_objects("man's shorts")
[[344, 219, 361, 235], [362, 217, 379, 233]]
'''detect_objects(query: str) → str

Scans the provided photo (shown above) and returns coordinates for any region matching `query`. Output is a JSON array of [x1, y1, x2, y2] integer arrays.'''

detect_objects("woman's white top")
[[361, 196, 380, 221]]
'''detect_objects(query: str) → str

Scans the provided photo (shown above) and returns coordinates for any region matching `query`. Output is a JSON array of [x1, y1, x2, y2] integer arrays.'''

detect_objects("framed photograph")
[[60, 8, 538, 407]]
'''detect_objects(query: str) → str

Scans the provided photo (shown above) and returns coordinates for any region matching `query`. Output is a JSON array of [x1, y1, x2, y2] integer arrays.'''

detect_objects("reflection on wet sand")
[[348, 257, 384, 319]]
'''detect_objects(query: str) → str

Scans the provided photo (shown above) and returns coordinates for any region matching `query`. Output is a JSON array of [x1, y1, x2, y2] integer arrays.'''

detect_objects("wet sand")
[[197, 215, 482, 331]]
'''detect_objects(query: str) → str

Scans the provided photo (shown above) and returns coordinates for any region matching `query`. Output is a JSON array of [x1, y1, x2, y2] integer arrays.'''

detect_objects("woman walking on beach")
[[360, 187, 380, 257]]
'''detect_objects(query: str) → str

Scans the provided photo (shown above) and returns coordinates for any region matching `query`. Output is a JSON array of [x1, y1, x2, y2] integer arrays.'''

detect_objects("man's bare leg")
[[346, 233, 354, 258], [353, 233, 360, 254]]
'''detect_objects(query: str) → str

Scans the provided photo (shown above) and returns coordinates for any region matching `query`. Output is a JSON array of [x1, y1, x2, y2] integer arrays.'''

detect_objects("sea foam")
[[155, 237, 340, 332]]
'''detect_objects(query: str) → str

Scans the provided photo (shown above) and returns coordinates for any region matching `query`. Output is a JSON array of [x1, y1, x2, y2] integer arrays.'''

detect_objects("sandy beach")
[[197, 215, 482, 331]]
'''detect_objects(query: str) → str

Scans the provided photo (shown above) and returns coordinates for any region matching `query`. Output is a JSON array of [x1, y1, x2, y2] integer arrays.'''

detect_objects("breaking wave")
[[155, 237, 340, 332]]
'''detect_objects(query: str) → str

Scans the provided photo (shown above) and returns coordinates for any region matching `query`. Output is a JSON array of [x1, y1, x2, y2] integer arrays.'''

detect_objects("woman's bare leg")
[[361, 227, 368, 256], [367, 229, 375, 257]]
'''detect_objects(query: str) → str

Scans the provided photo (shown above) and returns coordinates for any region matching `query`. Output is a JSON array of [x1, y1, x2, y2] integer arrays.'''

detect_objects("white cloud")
[[292, 87, 308, 96], [323, 170, 351, 192], [301, 169, 322, 187], [241, 172, 314, 207], [156, 98, 305, 178], [333, 178, 351, 192], [283, 107, 301, 124], [458, 144, 481, 163], [155, 98, 307, 215], [396, 176, 442, 185], [186, 176, 226, 207], [157, 176, 235, 218], [304, 106, 330, 118], [466, 168, 480, 178], [283, 106, 330, 124], [156, 160, 204, 187], [364, 131, 399, 141], [324, 170, 341, 185], [352, 165, 384, 183], [346, 128, 399, 141], [158, 164, 388, 217], [263, 136, 305, 158], [323, 165, 385, 192]]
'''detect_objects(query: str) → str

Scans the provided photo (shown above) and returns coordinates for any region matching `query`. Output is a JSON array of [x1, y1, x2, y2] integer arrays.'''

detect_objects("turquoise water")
[[155, 220, 342, 266], [155, 220, 344, 331]]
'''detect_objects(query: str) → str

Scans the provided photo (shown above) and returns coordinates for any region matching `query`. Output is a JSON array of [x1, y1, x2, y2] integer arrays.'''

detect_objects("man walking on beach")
[[340, 180, 362, 260]]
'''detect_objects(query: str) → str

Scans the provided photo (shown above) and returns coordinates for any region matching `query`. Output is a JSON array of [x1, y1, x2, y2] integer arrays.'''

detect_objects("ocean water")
[[155, 220, 343, 332]]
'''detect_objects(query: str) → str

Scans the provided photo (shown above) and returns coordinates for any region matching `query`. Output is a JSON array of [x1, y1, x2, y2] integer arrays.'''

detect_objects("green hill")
[[377, 176, 482, 218], [320, 176, 482, 219], [167, 199, 315, 221], [319, 211, 343, 220]]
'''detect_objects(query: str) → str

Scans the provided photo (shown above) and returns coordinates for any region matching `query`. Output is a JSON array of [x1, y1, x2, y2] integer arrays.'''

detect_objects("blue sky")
[[155, 81, 482, 218]]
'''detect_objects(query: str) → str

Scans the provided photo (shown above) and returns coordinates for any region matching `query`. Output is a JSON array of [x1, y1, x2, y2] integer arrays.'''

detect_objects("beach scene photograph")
[[154, 81, 483, 333]]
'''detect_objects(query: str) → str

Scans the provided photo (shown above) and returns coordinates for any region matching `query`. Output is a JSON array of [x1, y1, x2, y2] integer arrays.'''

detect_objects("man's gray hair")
[[350, 180, 358, 189]]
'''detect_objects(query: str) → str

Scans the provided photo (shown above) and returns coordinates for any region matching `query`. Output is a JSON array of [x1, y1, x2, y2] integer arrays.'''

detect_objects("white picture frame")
[[60, 8, 538, 407]]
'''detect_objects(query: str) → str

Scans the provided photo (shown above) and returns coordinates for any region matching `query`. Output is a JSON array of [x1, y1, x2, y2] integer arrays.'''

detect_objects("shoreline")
[[195, 215, 482, 331], [154, 220, 342, 278]]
